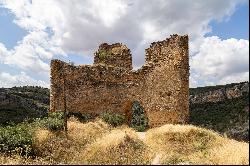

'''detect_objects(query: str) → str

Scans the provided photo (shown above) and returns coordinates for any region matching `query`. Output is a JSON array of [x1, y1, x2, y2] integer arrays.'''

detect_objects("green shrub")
[[34, 111, 64, 131], [100, 112, 125, 127], [98, 50, 111, 59], [34, 117, 64, 131], [131, 114, 148, 132], [0, 122, 34, 156], [131, 101, 148, 132], [48, 111, 64, 119], [0, 111, 64, 156]]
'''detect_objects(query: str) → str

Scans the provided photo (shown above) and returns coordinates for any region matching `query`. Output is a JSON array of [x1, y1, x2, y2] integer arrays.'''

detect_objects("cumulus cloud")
[[2, 30, 65, 74], [0, 0, 248, 87], [0, 42, 9, 61], [191, 36, 249, 86], [1, 0, 244, 57], [0, 71, 49, 88]]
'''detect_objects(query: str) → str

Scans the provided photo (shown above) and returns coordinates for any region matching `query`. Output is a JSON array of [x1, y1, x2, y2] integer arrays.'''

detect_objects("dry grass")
[[0, 119, 248, 165], [67, 117, 110, 145], [0, 154, 50, 165], [80, 127, 153, 165], [208, 139, 249, 165], [145, 124, 249, 165], [32, 117, 111, 164]]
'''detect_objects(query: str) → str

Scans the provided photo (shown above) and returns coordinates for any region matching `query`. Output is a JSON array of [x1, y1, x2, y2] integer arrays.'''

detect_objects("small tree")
[[131, 101, 149, 132]]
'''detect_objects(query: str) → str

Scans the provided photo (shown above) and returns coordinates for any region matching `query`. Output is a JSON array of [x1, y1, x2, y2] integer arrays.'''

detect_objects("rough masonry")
[[50, 34, 189, 127]]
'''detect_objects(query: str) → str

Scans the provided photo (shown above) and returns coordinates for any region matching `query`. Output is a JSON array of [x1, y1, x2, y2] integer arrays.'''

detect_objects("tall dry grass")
[[208, 139, 249, 165], [0, 118, 248, 165], [145, 124, 249, 165], [33, 117, 111, 164], [80, 127, 153, 165]]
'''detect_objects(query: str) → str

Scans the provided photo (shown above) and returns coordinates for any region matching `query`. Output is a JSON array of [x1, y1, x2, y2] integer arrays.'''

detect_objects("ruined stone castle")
[[50, 34, 189, 127]]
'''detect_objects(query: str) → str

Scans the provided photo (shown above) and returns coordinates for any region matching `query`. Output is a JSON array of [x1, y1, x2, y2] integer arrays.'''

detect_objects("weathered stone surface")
[[50, 34, 189, 128]]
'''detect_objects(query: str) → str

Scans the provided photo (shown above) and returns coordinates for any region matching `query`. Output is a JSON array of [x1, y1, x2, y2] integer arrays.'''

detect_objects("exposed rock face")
[[189, 82, 249, 104], [50, 34, 189, 128]]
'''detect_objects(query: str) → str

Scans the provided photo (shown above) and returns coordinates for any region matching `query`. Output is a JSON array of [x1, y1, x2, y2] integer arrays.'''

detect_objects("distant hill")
[[189, 81, 249, 141], [0, 82, 248, 141], [0, 86, 49, 125]]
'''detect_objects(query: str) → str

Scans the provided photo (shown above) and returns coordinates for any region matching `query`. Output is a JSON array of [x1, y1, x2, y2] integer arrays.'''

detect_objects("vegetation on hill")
[[0, 86, 49, 125], [0, 112, 64, 156], [0, 117, 248, 165], [145, 124, 248, 165], [190, 94, 249, 141], [189, 82, 249, 142]]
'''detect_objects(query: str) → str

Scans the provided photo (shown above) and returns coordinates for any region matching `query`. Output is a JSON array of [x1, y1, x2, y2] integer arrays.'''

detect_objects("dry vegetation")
[[0, 117, 248, 165], [145, 124, 249, 165]]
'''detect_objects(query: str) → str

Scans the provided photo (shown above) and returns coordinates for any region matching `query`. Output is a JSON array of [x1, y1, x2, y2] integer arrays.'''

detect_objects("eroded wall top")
[[94, 43, 132, 70]]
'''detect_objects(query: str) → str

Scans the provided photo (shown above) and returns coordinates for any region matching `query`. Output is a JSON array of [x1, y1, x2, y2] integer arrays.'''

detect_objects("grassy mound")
[[81, 127, 152, 165], [33, 117, 110, 164], [145, 124, 249, 165]]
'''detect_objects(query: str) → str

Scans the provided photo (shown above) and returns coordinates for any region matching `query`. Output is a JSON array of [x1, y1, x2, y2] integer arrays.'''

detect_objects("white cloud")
[[191, 36, 249, 87], [0, 71, 49, 88], [1, 0, 245, 56], [218, 72, 249, 85], [0, 30, 65, 74], [0, 43, 9, 62], [189, 76, 198, 88], [0, 0, 248, 88]]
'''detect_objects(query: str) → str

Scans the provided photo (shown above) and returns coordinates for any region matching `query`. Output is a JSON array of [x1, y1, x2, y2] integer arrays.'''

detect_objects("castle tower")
[[141, 34, 189, 126], [94, 43, 132, 70]]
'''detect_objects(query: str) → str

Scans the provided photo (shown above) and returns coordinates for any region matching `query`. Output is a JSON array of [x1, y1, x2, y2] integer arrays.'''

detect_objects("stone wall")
[[50, 34, 189, 127]]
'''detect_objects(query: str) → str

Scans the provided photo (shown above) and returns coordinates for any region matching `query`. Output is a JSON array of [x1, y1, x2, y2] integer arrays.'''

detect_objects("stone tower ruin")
[[50, 34, 189, 127]]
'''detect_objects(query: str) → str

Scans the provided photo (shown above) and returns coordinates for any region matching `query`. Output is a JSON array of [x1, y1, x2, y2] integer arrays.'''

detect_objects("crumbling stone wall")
[[50, 34, 189, 127]]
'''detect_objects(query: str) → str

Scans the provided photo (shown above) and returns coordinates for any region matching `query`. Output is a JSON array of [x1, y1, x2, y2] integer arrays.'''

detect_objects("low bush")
[[100, 112, 125, 127], [0, 122, 34, 156], [68, 112, 94, 123], [47, 111, 64, 120], [34, 111, 64, 131], [0, 111, 64, 156]]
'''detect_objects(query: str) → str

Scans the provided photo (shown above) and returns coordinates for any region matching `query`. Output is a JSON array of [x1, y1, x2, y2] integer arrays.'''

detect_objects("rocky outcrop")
[[189, 82, 249, 104]]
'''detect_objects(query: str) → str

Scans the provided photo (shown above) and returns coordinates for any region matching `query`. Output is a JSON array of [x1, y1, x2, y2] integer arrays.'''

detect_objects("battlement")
[[50, 34, 189, 128]]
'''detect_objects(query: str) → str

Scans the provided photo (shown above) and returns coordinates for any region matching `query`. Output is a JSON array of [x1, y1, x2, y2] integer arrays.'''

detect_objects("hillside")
[[0, 86, 49, 125], [189, 81, 249, 141], [0, 118, 248, 165], [0, 82, 249, 141]]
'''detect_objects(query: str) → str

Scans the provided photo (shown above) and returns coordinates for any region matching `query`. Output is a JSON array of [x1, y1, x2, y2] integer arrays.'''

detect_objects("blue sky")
[[0, 8, 28, 49], [205, 1, 249, 40], [0, 0, 249, 88]]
